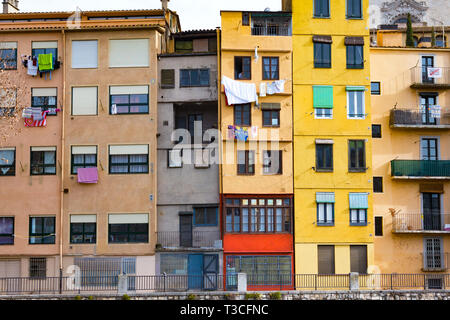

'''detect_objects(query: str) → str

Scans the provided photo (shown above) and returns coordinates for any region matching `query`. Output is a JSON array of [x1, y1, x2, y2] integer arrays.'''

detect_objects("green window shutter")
[[349, 193, 369, 209], [316, 192, 335, 203], [313, 86, 333, 108]]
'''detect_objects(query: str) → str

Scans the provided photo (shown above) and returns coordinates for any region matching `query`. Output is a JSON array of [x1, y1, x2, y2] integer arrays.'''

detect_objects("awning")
[[345, 36, 364, 45], [316, 192, 335, 203], [349, 193, 369, 209], [313, 35, 332, 44]]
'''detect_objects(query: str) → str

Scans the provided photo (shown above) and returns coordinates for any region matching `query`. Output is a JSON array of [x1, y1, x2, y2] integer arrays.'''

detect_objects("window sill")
[[348, 169, 367, 173], [315, 169, 334, 173], [346, 66, 365, 69], [350, 223, 368, 227], [317, 223, 335, 227], [314, 65, 332, 69], [313, 16, 331, 19], [346, 17, 363, 20]]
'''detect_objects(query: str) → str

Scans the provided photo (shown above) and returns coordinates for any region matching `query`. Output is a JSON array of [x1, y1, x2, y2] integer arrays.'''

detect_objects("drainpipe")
[[59, 29, 66, 292]]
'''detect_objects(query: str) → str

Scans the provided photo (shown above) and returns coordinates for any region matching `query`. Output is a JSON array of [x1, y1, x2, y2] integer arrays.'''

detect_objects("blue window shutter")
[[313, 86, 333, 108], [349, 193, 369, 209], [316, 192, 335, 203]]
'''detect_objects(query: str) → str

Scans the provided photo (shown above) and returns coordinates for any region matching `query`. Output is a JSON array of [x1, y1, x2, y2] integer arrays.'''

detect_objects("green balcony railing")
[[391, 160, 450, 178]]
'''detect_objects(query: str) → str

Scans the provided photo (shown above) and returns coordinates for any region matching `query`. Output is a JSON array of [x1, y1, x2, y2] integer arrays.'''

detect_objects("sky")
[[18, 0, 282, 30]]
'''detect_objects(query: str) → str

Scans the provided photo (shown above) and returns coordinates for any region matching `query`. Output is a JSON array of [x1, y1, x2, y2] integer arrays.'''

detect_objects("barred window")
[[29, 258, 46, 278]]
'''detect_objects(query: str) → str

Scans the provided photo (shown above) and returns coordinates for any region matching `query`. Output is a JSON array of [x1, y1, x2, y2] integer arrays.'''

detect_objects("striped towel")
[[24, 111, 48, 127]]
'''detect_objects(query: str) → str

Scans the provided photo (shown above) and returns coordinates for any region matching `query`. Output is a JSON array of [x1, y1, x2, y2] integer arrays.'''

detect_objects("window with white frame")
[[347, 87, 365, 119], [72, 87, 98, 116], [71, 40, 98, 69], [109, 39, 149, 68]]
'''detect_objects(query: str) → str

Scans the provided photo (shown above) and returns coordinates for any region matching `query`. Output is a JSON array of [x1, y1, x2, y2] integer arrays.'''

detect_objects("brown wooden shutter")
[[161, 69, 175, 88], [350, 245, 367, 274], [318, 245, 335, 274]]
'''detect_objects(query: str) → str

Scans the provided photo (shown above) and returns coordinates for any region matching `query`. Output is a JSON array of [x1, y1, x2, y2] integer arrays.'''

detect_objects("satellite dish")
[[264, 7, 270, 12]]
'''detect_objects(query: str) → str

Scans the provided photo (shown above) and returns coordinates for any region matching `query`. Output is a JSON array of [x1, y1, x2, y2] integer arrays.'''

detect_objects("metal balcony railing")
[[392, 213, 450, 232], [421, 253, 449, 271], [156, 231, 222, 249], [390, 108, 450, 127], [391, 160, 450, 178], [251, 25, 291, 36], [410, 66, 450, 88]]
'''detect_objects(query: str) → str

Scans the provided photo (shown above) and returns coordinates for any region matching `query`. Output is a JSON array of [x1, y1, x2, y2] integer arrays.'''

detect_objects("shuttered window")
[[347, 0, 362, 18], [313, 86, 333, 108], [71, 40, 98, 69], [72, 87, 98, 116], [424, 238, 443, 270], [350, 245, 367, 274], [161, 69, 175, 88], [109, 39, 149, 68], [318, 245, 335, 274], [314, 0, 330, 17]]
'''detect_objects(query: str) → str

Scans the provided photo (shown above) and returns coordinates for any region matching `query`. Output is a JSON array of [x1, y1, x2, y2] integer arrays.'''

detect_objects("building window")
[[237, 150, 255, 175], [108, 214, 149, 243], [194, 148, 210, 168], [234, 103, 251, 126], [313, 86, 333, 116], [30, 147, 56, 176], [314, 42, 331, 68], [0, 148, 15, 176], [224, 197, 292, 233], [29, 258, 46, 278], [373, 177, 383, 193], [29, 217, 55, 244], [71, 40, 98, 69], [315, 108, 333, 119], [349, 193, 368, 226], [71, 87, 98, 116], [314, 0, 330, 17], [421, 138, 438, 160], [71, 146, 97, 175], [346, 45, 364, 69], [0, 217, 14, 245], [225, 255, 292, 287], [32, 41, 58, 71], [110, 86, 149, 114], [316, 143, 333, 171], [347, 0, 362, 18], [175, 40, 193, 53], [371, 82, 380, 95], [347, 88, 365, 118], [318, 245, 335, 274], [262, 104, 280, 127], [348, 140, 365, 172], [424, 238, 443, 270], [194, 207, 218, 226], [350, 245, 368, 274], [31, 88, 58, 116], [0, 88, 16, 117], [109, 145, 149, 174], [161, 69, 175, 89], [109, 39, 149, 68], [316, 192, 335, 226], [242, 12, 250, 26], [375, 216, 383, 236], [0, 42, 17, 70], [70, 215, 96, 244], [180, 69, 210, 87], [372, 124, 381, 138], [262, 57, 279, 80], [436, 35, 446, 48], [263, 150, 282, 175], [168, 149, 183, 168], [234, 56, 251, 80]]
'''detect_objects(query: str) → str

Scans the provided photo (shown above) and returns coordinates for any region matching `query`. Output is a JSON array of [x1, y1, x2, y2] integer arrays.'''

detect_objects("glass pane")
[[71, 223, 83, 233], [73, 154, 84, 165], [259, 208, 265, 232], [356, 91, 364, 116], [31, 218, 42, 234], [242, 208, 249, 232], [43, 217, 55, 233], [44, 151, 55, 164], [276, 208, 282, 231], [234, 208, 240, 232]]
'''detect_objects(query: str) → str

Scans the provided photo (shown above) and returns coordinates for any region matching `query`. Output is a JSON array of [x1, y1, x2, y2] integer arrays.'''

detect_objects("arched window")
[[436, 35, 447, 48]]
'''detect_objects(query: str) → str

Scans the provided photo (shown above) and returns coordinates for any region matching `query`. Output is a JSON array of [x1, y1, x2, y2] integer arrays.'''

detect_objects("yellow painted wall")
[[371, 47, 450, 273]]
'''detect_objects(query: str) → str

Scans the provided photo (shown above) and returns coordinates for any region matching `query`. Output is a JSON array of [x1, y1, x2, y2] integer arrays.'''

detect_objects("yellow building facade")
[[371, 30, 450, 280], [285, 0, 374, 275]]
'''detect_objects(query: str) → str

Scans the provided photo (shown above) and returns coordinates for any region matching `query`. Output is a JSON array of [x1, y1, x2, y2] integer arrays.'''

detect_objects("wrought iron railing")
[[390, 108, 450, 126], [392, 213, 450, 232], [251, 25, 291, 36], [156, 231, 222, 248], [391, 160, 450, 178], [410, 66, 450, 86]]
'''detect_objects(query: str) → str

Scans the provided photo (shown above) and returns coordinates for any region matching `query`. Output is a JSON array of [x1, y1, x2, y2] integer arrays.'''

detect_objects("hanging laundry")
[[27, 58, 38, 76], [38, 53, 53, 72], [24, 110, 48, 127], [221, 75, 258, 105], [77, 167, 99, 184], [111, 104, 118, 115], [234, 126, 249, 142], [260, 82, 266, 97], [228, 125, 236, 140], [22, 107, 33, 119], [266, 80, 286, 95], [251, 126, 258, 138]]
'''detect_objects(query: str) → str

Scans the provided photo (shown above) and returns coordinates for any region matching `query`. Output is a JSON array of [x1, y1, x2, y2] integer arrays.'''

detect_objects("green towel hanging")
[[38, 53, 53, 71]]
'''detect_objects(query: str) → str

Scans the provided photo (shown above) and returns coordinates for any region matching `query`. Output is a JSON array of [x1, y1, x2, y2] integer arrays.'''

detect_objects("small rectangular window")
[[29, 258, 47, 278], [168, 149, 183, 168], [70, 215, 96, 244], [110, 86, 149, 114], [161, 69, 175, 88], [194, 207, 218, 226], [350, 245, 367, 274], [109, 145, 149, 174], [375, 216, 383, 236], [0, 42, 17, 70], [108, 214, 149, 244], [315, 108, 333, 119], [71, 40, 98, 69], [180, 69, 210, 87], [316, 144, 333, 171], [373, 177, 383, 193], [371, 82, 380, 95], [237, 150, 255, 175], [234, 104, 251, 126], [71, 146, 97, 175], [0, 148, 15, 176], [262, 110, 280, 126], [109, 39, 149, 68], [314, 0, 330, 17], [234, 56, 251, 80], [32, 88, 58, 116], [29, 217, 55, 244], [350, 209, 367, 225], [347, 89, 365, 119], [30, 147, 56, 176], [314, 42, 331, 68], [0, 217, 14, 245], [317, 203, 334, 225], [262, 57, 279, 80], [72, 87, 98, 116], [175, 40, 193, 53], [372, 124, 382, 138], [242, 12, 250, 26], [346, 45, 364, 69], [263, 150, 282, 175], [347, 0, 362, 18]]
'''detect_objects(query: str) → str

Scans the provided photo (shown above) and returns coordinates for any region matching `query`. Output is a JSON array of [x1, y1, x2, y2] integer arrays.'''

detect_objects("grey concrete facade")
[[156, 32, 222, 283]]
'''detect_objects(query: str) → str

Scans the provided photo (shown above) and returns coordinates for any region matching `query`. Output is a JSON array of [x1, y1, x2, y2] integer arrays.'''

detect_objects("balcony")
[[392, 213, 450, 234], [410, 66, 450, 89], [250, 13, 292, 36], [390, 108, 450, 129], [156, 231, 222, 250], [421, 253, 449, 272], [391, 160, 450, 180]]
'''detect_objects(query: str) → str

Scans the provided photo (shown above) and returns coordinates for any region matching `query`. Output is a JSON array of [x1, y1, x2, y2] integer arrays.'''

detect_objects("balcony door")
[[422, 193, 441, 231], [179, 213, 193, 247], [420, 94, 437, 125], [422, 56, 434, 84]]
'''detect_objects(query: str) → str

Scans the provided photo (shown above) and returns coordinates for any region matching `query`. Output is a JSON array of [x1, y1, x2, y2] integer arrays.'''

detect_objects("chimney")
[[161, 0, 170, 11], [2, 0, 19, 14]]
